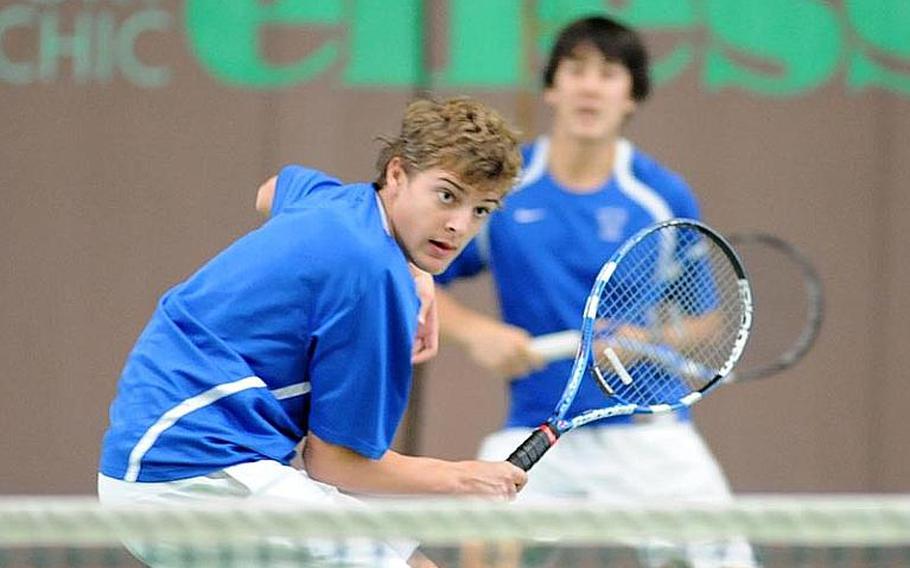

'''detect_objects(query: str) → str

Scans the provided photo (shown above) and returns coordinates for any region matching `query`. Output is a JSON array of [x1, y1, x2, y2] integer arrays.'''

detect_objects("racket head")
[[726, 232, 823, 382], [508, 220, 753, 471], [570, 219, 753, 420]]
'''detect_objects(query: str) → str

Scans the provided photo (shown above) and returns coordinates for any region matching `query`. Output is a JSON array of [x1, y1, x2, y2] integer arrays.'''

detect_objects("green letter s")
[[846, 0, 910, 95], [705, 0, 841, 96]]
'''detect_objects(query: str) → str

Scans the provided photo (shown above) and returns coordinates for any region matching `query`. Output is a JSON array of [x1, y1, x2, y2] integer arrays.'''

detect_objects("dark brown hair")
[[543, 15, 651, 101]]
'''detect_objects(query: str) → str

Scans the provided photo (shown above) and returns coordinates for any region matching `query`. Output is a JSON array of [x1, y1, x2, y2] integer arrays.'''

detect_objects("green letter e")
[[185, 0, 342, 89]]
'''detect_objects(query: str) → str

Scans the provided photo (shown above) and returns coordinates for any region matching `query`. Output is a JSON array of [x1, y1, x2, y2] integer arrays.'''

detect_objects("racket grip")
[[507, 424, 559, 471], [529, 330, 580, 362]]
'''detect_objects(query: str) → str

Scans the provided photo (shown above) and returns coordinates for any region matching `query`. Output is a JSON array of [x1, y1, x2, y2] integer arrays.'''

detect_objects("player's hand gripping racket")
[[507, 219, 753, 471]]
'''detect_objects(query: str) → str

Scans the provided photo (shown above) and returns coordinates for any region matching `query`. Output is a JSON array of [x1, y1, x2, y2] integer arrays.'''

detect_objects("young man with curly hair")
[[99, 97, 526, 568]]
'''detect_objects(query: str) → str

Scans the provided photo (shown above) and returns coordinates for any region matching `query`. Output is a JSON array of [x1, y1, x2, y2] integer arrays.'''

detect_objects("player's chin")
[[569, 120, 618, 141], [572, 126, 613, 142], [418, 256, 455, 275], [412, 246, 457, 275], [410, 258, 447, 275]]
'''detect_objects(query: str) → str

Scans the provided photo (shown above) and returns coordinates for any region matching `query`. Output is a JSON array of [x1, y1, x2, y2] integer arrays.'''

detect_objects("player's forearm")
[[437, 288, 544, 377], [342, 451, 470, 495], [303, 433, 465, 495], [436, 288, 497, 348]]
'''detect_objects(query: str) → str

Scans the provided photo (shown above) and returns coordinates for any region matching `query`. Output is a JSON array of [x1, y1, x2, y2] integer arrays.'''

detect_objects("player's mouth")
[[428, 238, 458, 258], [574, 105, 601, 118]]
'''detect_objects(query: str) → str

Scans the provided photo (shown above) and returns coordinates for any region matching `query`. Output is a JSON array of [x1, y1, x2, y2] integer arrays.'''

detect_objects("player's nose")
[[578, 69, 606, 92], [444, 208, 472, 234]]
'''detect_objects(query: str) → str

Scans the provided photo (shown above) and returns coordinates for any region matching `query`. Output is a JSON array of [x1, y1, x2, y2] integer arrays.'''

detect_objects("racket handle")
[[529, 330, 580, 362], [507, 424, 559, 471]]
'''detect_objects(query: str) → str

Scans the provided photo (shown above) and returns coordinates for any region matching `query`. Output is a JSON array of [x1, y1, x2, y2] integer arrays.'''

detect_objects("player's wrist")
[[441, 461, 472, 494], [401, 455, 465, 494]]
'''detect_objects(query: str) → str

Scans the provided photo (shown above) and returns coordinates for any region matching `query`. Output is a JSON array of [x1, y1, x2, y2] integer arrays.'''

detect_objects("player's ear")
[[543, 87, 558, 107], [384, 157, 408, 195]]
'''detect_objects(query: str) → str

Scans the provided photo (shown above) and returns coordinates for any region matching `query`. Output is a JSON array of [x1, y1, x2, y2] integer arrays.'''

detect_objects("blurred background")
[[1, 0, 908, 496]]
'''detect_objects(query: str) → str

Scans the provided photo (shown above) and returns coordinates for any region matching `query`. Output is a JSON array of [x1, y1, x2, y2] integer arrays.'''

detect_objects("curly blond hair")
[[375, 97, 521, 195]]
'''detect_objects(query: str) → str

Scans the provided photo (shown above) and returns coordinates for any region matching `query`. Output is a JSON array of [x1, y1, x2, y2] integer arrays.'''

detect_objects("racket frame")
[[507, 219, 753, 471], [725, 231, 824, 382]]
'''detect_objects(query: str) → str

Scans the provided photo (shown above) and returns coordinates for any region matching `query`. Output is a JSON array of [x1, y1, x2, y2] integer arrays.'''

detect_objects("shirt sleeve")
[[306, 267, 418, 459], [272, 165, 342, 217], [667, 177, 702, 221], [669, 184, 717, 315], [659, 175, 715, 314]]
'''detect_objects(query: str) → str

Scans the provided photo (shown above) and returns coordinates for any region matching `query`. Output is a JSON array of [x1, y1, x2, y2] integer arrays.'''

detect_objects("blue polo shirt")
[[100, 166, 419, 482]]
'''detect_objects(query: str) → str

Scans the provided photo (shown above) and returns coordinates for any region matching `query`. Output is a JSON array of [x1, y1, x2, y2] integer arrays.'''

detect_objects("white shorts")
[[478, 419, 758, 567], [98, 460, 416, 567]]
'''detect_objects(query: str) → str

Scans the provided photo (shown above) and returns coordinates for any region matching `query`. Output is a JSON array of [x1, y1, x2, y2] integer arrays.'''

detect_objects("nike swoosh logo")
[[513, 208, 546, 223]]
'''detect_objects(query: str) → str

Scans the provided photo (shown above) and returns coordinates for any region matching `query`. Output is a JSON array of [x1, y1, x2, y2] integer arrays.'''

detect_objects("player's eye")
[[437, 189, 456, 205], [473, 206, 493, 219], [601, 64, 624, 80]]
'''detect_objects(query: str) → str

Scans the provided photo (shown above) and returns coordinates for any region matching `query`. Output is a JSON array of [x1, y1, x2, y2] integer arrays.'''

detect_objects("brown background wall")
[[1, 1, 908, 495]]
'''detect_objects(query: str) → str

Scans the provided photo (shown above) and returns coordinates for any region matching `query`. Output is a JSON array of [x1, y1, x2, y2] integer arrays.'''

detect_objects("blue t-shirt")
[[100, 166, 419, 482], [437, 137, 700, 428]]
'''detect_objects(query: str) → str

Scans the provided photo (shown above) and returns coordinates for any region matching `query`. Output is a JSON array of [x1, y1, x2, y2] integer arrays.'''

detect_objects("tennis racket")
[[508, 219, 753, 471], [724, 232, 823, 382], [528, 232, 822, 384]]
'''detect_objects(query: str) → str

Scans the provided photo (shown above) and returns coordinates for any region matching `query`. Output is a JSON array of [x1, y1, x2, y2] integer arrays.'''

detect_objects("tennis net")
[[2, 494, 909, 566]]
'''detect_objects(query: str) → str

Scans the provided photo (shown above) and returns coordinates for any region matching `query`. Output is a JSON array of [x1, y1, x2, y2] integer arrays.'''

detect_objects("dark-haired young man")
[[437, 17, 755, 567]]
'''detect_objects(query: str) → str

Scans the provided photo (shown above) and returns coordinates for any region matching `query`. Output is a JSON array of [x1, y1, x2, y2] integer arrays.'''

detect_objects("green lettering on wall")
[[1, 0, 907, 98], [845, 0, 910, 95], [436, 0, 521, 88], [344, 0, 423, 86], [0, 5, 35, 84], [93, 10, 114, 81], [117, 9, 171, 88], [704, 0, 841, 96], [39, 10, 92, 82], [536, 0, 697, 86], [184, 0, 342, 88]]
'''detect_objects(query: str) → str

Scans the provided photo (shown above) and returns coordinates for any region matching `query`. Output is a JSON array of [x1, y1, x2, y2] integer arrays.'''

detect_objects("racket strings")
[[664, 230, 746, 384], [673, 241, 742, 355], [673, 256, 742, 376], [591, 227, 748, 408], [593, 236, 683, 405]]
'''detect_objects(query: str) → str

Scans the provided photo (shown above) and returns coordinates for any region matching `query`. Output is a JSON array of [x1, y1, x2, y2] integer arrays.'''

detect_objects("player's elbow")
[[302, 432, 365, 491], [255, 176, 277, 216], [302, 453, 336, 487]]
